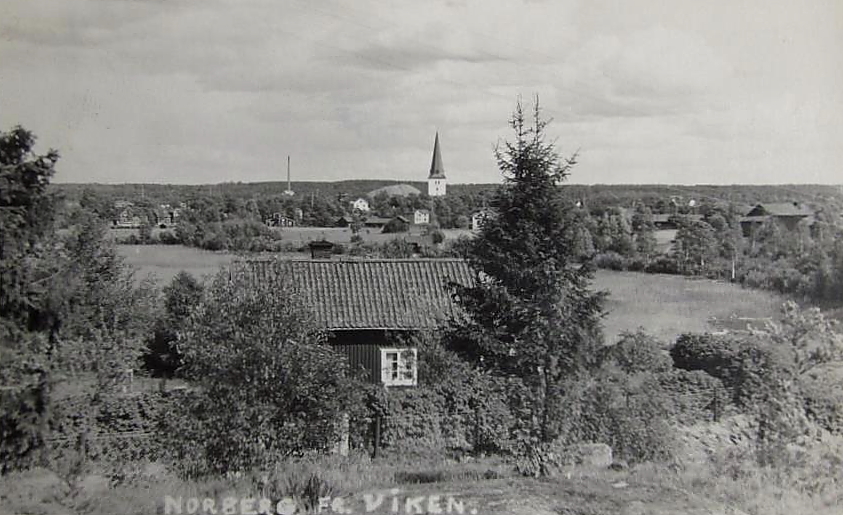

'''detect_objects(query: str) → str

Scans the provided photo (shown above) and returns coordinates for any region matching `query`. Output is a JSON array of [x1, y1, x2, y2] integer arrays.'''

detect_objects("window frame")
[[379, 347, 418, 387]]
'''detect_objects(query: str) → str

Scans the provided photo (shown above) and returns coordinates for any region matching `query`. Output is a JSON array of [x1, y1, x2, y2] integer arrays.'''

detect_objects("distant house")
[[650, 213, 704, 230], [471, 209, 496, 232], [112, 200, 142, 228], [739, 202, 814, 236], [242, 258, 474, 386], [156, 204, 181, 228], [266, 212, 296, 227], [413, 209, 430, 225], [351, 198, 371, 213], [335, 214, 405, 229]]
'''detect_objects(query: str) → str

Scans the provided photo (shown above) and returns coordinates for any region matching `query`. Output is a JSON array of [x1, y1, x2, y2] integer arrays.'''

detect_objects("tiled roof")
[[240, 259, 474, 330]]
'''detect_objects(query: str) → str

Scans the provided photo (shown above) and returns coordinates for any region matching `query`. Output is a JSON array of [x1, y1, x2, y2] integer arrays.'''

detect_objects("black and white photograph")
[[1, 1, 842, 514]]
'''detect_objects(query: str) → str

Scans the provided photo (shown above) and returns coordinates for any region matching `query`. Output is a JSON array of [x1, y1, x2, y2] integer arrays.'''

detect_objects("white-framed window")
[[380, 348, 417, 387]]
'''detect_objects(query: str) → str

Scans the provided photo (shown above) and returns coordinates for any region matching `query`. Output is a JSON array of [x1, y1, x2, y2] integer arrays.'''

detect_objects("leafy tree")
[[673, 217, 717, 274], [381, 217, 409, 233], [631, 206, 658, 261], [0, 126, 60, 338], [144, 271, 204, 376], [164, 266, 362, 476], [449, 100, 604, 443]]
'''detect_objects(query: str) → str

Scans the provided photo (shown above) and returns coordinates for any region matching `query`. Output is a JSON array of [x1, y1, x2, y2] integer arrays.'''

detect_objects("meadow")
[[118, 244, 785, 345]]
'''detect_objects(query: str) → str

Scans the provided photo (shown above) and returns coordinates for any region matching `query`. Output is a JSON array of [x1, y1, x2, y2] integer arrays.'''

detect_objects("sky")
[[1, 0, 842, 185]]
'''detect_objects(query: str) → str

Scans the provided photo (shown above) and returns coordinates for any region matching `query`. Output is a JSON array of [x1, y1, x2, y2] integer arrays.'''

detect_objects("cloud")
[[0, 0, 841, 185]]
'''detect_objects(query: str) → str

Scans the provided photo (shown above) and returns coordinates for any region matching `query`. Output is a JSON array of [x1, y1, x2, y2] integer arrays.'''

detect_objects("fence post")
[[473, 401, 481, 456], [372, 416, 381, 459]]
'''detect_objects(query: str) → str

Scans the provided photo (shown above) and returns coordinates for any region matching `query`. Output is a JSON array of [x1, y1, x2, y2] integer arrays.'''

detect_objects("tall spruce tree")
[[450, 100, 605, 442]]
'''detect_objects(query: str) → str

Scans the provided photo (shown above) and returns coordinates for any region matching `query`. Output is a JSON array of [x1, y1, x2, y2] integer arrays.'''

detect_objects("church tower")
[[427, 132, 447, 197]]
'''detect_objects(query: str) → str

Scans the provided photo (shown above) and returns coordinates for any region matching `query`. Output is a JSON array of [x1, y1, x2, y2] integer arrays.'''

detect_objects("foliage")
[[551, 370, 677, 464], [381, 217, 409, 233], [144, 271, 204, 376], [599, 330, 672, 374], [673, 217, 717, 275], [449, 100, 605, 444], [163, 267, 363, 477], [0, 125, 60, 339], [658, 368, 730, 424]]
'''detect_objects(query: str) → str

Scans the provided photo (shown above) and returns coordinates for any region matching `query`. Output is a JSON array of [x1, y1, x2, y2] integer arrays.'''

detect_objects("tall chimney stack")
[[287, 155, 291, 192]]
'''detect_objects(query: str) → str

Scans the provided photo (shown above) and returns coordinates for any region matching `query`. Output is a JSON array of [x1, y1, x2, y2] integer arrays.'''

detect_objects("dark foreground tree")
[[163, 266, 362, 476], [449, 100, 605, 443]]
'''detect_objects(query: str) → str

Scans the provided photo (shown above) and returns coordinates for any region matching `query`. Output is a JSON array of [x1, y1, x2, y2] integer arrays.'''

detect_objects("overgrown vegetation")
[[4, 108, 843, 515]]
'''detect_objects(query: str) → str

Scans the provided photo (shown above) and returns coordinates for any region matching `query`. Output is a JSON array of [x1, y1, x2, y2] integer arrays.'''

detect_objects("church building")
[[427, 132, 447, 197]]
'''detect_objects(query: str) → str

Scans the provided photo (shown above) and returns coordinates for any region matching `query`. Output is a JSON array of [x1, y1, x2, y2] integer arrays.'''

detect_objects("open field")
[[118, 245, 785, 344], [592, 271, 783, 344]]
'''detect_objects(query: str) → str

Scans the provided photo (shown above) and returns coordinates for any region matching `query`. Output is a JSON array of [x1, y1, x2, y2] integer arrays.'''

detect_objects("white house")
[[427, 132, 447, 197], [351, 197, 371, 212], [413, 209, 430, 225], [471, 209, 496, 232]]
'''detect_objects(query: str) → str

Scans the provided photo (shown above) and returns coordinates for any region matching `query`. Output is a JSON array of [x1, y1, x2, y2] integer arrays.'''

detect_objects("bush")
[[161, 268, 364, 477], [381, 218, 409, 234], [593, 251, 628, 271], [670, 332, 796, 407], [659, 368, 730, 424], [600, 330, 672, 374], [431, 230, 445, 245], [645, 255, 682, 275], [799, 364, 843, 434], [553, 371, 677, 464]]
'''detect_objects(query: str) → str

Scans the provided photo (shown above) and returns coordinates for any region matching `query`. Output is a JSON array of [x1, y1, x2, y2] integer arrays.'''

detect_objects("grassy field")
[[592, 271, 783, 345], [118, 245, 785, 345]]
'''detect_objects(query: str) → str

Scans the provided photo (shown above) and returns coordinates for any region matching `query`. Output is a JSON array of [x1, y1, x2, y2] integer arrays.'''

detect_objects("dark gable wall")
[[328, 329, 415, 384]]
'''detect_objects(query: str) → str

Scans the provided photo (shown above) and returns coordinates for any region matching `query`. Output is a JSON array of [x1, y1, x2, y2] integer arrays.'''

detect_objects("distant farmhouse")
[[739, 202, 815, 236], [471, 208, 496, 232], [242, 258, 473, 386], [650, 213, 704, 230], [413, 209, 430, 225], [112, 200, 143, 228], [350, 197, 371, 213], [335, 214, 407, 229], [266, 212, 297, 227]]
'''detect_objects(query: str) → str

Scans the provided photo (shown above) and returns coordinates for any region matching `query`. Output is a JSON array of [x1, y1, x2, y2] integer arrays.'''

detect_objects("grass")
[[592, 270, 784, 345], [5, 451, 837, 515], [117, 244, 786, 346]]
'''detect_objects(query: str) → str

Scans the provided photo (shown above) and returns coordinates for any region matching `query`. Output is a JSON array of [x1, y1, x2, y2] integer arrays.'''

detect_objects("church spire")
[[428, 132, 446, 179]]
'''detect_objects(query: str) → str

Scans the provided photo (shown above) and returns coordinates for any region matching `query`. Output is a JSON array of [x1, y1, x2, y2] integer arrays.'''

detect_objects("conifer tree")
[[450, 100, 604, 442]]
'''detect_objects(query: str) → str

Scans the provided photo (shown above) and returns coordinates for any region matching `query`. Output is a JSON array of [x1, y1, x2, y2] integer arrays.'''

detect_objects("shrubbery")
[[160, 268, 364, 478]]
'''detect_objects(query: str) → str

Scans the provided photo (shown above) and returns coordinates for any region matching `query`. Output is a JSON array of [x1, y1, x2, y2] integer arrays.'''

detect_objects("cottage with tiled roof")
[[241, 258, 473, 387]]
